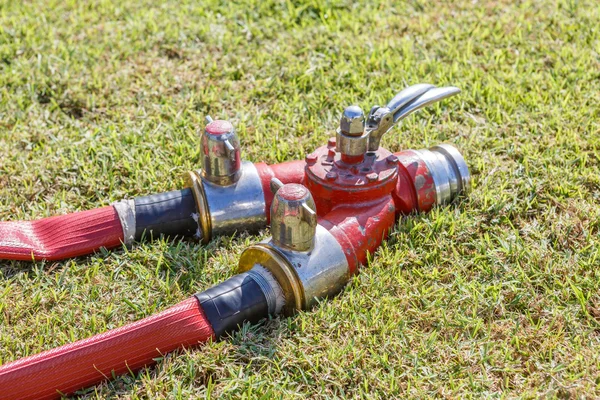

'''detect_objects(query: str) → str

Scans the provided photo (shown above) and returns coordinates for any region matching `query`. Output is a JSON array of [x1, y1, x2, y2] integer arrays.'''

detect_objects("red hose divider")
[[0, 206, 123, 261], [321, 197, 396, 274], [0, 297, 215, 400]]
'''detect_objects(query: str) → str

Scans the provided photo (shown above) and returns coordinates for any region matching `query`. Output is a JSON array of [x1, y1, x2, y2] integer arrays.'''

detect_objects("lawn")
[[1, 0, 600, 398]]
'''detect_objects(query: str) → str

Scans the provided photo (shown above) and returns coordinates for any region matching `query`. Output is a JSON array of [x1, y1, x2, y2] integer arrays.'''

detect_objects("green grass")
[[1, 0, 600, 397]]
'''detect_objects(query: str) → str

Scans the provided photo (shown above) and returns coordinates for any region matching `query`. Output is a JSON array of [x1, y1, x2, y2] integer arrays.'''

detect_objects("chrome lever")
[[387, 84, 436, 118], [366, 84, 460, 152], [392, 86, 460, 124]]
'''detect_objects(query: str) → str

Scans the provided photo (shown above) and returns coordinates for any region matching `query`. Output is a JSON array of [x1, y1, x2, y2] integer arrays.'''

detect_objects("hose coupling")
[[396, 143, 470, 213], [239, 182, 349, 315], [184, 119, 266, 243]]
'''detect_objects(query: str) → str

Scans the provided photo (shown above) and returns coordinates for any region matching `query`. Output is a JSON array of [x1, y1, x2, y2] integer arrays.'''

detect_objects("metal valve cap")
[[270, 182, 317, 252], [340, 105, 365, 137], [201, 119, 241, 185], [336, 106, 369, 159]]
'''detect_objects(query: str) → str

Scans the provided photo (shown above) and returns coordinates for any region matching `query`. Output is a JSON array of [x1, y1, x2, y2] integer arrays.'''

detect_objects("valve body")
[[238, 135, 470, 315], [237, 87, 470, 313]]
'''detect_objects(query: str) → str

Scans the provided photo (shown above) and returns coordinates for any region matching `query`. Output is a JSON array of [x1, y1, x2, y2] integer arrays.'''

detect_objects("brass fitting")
[[336, 106, 369, 158]]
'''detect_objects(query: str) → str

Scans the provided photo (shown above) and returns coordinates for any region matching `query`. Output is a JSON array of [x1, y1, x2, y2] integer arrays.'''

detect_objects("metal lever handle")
[[366, 84, 460, 151], [391, 86, 460, 124], [386, 84, 435, 119]]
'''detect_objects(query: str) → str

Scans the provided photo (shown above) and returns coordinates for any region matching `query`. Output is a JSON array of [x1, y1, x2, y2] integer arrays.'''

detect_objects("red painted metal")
[[304, 142, 398, 215], [254, 159, 306, 222], [252, 146, 430, 222], [394, 150, 437, 213], [340, 153, 365, 164], [294, 139, 427, 273], [0, 297, 214, 400], [320, 197, 396, 274], [0, 206, 123, 261]]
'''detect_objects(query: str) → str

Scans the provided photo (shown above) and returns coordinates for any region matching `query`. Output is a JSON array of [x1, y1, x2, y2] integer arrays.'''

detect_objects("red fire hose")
[[0, 206, 124, 261], [0, 160, 308, 262], [0, 297, 214, 400], [0, 264, 280, 399]]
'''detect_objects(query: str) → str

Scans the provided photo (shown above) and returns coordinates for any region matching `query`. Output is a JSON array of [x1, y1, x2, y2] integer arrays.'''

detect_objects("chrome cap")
[[200, 119, 241, 185], [340, 105, 365, 137], [270, 180, 317, 252]]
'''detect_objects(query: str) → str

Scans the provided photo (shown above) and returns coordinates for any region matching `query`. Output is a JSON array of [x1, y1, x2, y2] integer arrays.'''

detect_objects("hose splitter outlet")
[[0, 84, 472, 399]]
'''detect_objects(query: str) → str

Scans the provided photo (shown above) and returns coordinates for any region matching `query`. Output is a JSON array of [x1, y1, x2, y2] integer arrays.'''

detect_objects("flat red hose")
[[0, 206, 123, 261], [0, 297, 215, 400]]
